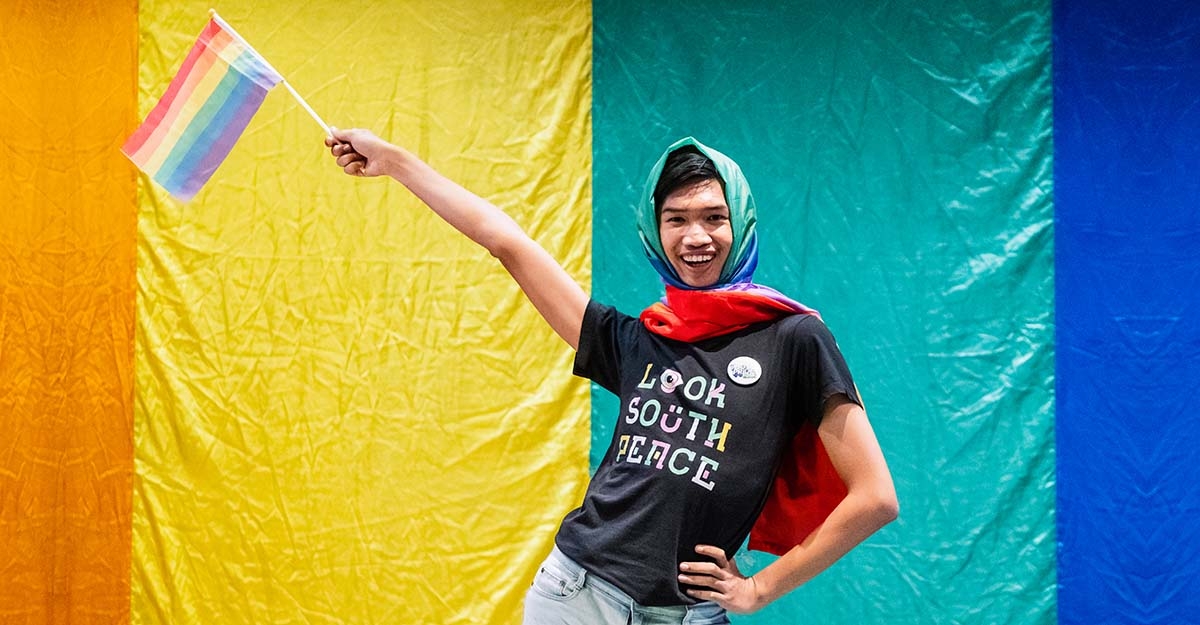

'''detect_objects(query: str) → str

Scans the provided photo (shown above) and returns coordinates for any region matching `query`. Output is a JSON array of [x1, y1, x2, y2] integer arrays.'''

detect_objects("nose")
[[682, 222, 712, 247]]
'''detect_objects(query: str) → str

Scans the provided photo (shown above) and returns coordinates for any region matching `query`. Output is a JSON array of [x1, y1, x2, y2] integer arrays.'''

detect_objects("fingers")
[[335, 148, 363, 167], [329, 138, 358, 159], [323, 127, 386, 177], [680, 545, 730, 576], [328, 126, 356, 144], [324, 127, 358, 158], [333, 149, 366, 175], [679, 545, 739, 592], [679, 545, 758, 613], [336, 152, 367, 175], [324, 127, 348, 148], [679, 545, 731, 586], [678, 566, 727, 590], [684, 589, 721, 604], [677, 568, 734, 602], [693, 544, 729, 566], [325, 130, 367, 176], [677, 572, 720, 588]]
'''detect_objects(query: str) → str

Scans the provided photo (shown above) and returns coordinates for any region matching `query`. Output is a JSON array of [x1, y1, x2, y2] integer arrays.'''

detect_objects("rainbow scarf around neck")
[[641, 282, 819, 342], [634, 138, 845, 555]]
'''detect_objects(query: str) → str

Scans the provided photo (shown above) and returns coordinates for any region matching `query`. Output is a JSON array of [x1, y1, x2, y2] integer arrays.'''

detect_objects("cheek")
[[658, 229, 679, 252], [715, 227, 734, 250]]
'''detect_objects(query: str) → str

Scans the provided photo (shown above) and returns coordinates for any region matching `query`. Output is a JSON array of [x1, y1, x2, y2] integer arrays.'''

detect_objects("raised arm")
[[326, 128, 588, 350], [679, 394, 898, 613]]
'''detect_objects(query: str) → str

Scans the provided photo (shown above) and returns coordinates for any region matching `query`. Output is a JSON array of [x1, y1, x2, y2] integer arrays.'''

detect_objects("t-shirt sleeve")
[[573, 299, 629, 394], [790, 315, 861, 427]]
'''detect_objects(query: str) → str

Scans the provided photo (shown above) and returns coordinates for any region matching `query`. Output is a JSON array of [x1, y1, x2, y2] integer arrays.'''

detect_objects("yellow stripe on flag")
[[136, 32, 238, 173]]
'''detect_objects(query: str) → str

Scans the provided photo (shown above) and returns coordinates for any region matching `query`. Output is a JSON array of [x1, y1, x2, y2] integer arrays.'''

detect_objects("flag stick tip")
[[208, 8, 217, 17]]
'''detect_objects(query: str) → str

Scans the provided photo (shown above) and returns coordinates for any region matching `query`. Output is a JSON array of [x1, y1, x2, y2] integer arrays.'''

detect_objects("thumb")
[[325, 126, 347, 147], [329, 126, 357, 145]]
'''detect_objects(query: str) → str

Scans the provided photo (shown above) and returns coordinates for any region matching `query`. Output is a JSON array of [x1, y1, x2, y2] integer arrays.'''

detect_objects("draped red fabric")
[[640, 287, 805, 342]]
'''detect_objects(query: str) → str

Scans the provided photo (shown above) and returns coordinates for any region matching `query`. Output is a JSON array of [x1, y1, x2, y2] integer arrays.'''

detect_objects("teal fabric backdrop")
[[590, 2, 1055, 622]]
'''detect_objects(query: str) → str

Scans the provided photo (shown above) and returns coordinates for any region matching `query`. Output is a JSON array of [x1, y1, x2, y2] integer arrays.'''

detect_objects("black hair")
[[652, 146, 725, 216]]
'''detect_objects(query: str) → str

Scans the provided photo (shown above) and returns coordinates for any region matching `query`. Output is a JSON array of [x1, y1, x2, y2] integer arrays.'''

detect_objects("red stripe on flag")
[[124, 27, 236, 165], [121, 19, 221, 156]]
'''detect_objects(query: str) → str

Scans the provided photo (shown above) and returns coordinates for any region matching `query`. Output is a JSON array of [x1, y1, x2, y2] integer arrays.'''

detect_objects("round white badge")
[[727, 356, 762, 386]]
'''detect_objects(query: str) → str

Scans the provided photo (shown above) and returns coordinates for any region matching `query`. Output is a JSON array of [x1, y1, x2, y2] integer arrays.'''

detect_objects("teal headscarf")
[[635, 137, 760, 289]]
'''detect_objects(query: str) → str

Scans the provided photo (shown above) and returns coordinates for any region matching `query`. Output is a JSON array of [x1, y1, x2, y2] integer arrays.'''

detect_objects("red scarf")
[[639, 286, 846, 556]]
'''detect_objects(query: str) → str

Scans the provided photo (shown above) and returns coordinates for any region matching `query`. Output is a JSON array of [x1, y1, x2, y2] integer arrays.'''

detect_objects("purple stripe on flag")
[[154, 68, 267, 200], [176, 86, 270, 200]]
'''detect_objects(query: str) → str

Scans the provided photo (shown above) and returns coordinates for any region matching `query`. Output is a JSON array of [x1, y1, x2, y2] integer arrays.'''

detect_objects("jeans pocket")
[[683, 601, 730, 625], [529, 561, 583, 601]]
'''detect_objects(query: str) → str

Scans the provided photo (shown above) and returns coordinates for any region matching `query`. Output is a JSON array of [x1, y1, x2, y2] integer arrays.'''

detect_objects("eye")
[[707, 214, 729, 223], [664, 216, 685, 224]]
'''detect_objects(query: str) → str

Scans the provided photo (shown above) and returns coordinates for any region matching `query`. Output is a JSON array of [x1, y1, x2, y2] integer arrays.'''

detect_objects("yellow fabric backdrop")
[[0, 2, 138, 624], [132, 1, 591, 623]]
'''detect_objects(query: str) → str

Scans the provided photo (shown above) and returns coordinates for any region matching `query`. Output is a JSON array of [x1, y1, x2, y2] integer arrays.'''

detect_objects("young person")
[[326, 130, 898, 624]]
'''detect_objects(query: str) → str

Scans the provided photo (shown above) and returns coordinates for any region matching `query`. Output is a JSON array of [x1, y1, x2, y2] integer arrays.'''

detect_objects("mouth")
[[681, 254, 715, 267]]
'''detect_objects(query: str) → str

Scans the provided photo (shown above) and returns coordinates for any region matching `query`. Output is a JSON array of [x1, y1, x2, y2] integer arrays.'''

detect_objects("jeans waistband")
[[546, 546, 632, 606], [546, 546, 714, 618]]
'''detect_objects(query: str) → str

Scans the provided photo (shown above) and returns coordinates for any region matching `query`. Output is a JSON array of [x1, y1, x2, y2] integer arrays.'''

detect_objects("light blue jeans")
[[523, 547, 730, 625]]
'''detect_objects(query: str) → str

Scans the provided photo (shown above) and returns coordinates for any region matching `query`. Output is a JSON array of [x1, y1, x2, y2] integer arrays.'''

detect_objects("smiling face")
[[658, 178, 733, 288]]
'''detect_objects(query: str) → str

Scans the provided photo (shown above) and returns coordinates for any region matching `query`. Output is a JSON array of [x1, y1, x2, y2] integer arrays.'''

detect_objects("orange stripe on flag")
[[129, 28, 235, 166]]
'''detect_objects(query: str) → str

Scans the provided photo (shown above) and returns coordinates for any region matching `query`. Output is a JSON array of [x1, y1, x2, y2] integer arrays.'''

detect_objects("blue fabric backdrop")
[[1055, 1, 1200, 623]]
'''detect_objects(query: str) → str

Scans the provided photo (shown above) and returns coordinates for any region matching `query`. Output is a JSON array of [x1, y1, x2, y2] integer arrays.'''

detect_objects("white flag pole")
[[209, 9, 332, 136]]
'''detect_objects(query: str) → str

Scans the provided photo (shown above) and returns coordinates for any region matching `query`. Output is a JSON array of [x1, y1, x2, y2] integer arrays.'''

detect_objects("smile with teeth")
[[682, 254, 715, 266]]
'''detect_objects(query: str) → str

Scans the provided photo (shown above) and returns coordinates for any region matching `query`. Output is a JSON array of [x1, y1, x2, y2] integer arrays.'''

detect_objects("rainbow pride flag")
[[123, 14, 282, 201]]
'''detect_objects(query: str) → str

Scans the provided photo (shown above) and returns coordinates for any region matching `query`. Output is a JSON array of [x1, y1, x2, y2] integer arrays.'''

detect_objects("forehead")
[[661, 179, 728, 211]]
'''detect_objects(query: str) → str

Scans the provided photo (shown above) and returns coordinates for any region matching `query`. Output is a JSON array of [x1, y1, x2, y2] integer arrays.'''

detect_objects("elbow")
[[880, 496, 900, 526], [851, 487, 898, 531], [872, 491, 899, 528], [484, 228, 528, 264]]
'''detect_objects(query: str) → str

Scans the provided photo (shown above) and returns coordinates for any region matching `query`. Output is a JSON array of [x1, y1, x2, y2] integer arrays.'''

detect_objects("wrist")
[[387, 144, 424, 181], [748, 572, 775, 609], [378, 143, 405, 178]]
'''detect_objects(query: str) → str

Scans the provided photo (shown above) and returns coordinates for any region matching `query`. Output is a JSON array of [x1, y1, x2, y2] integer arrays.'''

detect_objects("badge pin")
[[727, 356, 762, 386]]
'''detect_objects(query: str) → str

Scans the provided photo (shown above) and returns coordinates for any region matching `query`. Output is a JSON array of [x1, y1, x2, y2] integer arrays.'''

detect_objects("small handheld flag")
[[123, 11, 328, 201]]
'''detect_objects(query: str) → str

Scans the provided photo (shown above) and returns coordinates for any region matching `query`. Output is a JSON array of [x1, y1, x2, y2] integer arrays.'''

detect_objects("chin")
[[681, 275, 720, 288], [672, 262, 722, 288]]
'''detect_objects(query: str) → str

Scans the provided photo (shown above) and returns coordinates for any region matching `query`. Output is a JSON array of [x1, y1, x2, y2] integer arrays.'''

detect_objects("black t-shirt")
[[555, 299, 860, 606]]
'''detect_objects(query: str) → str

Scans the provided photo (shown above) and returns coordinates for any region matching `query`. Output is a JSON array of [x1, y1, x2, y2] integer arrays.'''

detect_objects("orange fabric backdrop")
[[0, 2, 138, 624]]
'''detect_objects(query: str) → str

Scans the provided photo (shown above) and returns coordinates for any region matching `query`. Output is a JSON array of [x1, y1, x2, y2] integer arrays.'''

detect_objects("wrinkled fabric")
[[1054, 1, 1200, 623], [131, 1, 592, 624], [0, 2, 138, 623], [595, 1, 1053, 622], [1, 1, 1075, 624]]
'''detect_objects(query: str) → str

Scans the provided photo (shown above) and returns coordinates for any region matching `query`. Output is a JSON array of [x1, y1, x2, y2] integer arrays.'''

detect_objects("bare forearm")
[[752, 492, 898, 606], [379, 144, 526, 256], [346, 136, 586, 348]]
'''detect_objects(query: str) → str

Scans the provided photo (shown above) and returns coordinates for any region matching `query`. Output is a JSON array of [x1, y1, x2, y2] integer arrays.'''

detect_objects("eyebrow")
[[660, 205, 729, 213]]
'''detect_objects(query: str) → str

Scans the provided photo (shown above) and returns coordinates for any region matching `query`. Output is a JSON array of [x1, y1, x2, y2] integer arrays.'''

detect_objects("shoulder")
[[581, 298, 644, 343], [584, 299, 637, 326], [775, 312, 833, 341], [771, 314, 852, 364]]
